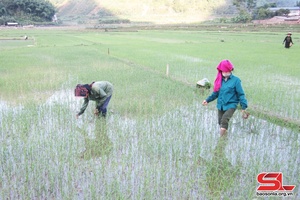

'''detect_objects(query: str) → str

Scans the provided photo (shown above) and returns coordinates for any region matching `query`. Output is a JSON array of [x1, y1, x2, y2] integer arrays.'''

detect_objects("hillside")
[[49, 0, 299, 25], [49, 0, 233, 24]]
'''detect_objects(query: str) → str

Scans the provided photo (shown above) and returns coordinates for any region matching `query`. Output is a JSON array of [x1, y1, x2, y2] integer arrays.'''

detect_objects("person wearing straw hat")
[[283, 32, 293, 48], [75, 81, 113, 118], [202, 60, 248, 136]]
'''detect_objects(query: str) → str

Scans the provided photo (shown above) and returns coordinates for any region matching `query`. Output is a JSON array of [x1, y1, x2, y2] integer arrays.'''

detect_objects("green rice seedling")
[[0, 28, 299, 199]]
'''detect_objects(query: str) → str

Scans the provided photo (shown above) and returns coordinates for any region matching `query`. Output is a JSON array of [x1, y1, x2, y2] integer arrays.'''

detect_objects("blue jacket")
[[206, 74, 248, 111]]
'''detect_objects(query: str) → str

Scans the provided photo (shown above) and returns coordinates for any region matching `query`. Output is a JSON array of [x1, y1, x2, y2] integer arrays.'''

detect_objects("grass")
[[0, 26, 299, 199]]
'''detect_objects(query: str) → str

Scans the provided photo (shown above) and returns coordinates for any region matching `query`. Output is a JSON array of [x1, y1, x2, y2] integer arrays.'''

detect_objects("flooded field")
[[1, 28, 300, 199], [1, 88, 299, 199]]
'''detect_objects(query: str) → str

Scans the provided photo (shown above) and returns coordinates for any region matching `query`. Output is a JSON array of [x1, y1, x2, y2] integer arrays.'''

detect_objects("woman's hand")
[[241, 110, 250, 119], [202, 100, 208, 106]]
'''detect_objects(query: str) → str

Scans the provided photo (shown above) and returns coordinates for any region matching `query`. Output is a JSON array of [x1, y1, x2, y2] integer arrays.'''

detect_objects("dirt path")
[[253, 16, 300, 25]]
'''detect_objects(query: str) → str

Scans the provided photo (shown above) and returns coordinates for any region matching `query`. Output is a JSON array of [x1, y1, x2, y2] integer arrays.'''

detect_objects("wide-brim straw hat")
[[197, 78, 209, 86], [287, 32, 292, 35]]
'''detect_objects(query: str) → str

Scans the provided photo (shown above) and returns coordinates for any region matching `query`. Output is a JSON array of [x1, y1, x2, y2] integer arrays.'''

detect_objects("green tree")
[[252, 3, 276, 19], [275, 9, 290, 16], [0, 0, 56, 22], [232, 0, 257, 22], [233, 0, 257, 13], [0, 2, 7, 16], [231, 10, 252, 22]]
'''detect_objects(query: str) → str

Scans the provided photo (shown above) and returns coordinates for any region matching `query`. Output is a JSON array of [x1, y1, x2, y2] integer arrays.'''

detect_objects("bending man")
[[75, 81, 113, 118]]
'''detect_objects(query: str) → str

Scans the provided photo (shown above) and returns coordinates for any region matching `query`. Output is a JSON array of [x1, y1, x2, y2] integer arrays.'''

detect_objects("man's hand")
[[94, 108, 99, 116]]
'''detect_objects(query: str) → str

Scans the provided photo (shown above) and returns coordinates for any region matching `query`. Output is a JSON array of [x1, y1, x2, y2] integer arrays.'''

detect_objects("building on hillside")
[[52, 14, 58, 23], [269, 7, 300, 17], [5, 22, 18, 26]]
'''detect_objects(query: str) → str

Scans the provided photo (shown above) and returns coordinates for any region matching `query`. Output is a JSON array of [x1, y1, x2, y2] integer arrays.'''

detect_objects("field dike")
[[0, 88, 299, 199]]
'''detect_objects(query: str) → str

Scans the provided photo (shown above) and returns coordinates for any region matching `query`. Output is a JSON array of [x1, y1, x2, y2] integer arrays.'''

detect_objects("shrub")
[[231, 13, 252, 23]]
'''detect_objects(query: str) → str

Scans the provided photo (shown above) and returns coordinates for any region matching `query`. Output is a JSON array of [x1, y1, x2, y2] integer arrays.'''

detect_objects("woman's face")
[[222, 71, 231, 78]]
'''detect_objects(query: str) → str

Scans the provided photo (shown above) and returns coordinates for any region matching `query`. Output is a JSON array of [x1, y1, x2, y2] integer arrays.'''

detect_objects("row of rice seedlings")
[[2, 71, 299, 197], [243, 69, 300, 128], [1, 87, 299, 199], [0, 88, 82, 199], [1, 29, 299, 124], [98, 30, 299, 125], [234, 118, 299, 198], [1, 29, 299, 199], [74, 101, 299, 199]]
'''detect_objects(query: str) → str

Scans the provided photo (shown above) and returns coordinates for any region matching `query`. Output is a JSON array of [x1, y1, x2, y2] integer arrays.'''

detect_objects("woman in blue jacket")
[[202, 60, 248, 136]]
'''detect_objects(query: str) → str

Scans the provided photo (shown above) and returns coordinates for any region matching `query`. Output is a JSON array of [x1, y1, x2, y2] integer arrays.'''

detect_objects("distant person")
[[202, 60, 248, 136], [75, 81, 113, 118], [283, 32, 293, 48]]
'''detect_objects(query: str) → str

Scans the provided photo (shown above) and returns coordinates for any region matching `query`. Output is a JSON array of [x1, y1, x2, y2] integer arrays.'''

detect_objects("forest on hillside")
[[0, 0, 56, 25]]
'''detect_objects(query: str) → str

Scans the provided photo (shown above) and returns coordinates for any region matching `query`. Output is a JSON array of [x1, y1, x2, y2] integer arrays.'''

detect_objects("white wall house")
[[269, 7, 300, 17]]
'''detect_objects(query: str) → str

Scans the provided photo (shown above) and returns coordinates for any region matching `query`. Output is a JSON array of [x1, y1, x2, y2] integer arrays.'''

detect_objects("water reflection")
[[80, 118, 112, 159], [199, 135, 241, 198]]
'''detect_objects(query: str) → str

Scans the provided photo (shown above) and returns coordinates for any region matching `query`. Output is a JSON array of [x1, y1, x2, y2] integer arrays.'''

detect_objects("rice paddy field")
[[0, 26, 299, 199]]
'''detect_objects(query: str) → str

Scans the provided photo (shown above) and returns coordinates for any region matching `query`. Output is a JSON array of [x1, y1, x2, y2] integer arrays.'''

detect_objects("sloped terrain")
[[53, 0, 102, 17], [50, 0, 300, 25], [49, 0, 232, 24]]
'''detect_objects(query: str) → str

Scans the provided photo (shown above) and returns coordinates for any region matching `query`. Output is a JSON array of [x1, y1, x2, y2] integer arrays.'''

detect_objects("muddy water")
[[0, 89, 299, 199]]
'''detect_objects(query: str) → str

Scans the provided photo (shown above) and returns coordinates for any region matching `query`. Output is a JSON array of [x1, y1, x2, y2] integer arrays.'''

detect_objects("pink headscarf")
[[213, 59, 234, 92]]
